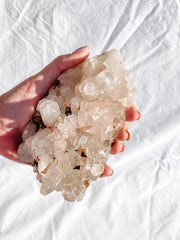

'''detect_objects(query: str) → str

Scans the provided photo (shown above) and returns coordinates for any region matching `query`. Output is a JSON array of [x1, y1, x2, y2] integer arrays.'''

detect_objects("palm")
[[0, 47, 140, 177]]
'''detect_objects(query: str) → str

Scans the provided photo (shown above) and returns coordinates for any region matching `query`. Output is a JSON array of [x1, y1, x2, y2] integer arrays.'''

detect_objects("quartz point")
[[18, 49, 136, 202]]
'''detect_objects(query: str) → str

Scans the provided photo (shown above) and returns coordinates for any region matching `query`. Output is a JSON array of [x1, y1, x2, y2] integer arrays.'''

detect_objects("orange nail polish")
[[126, 129, 130, 141], [120, 143, 125, 152], [137, 111, 141, 120], [110, 169, 114, 176]]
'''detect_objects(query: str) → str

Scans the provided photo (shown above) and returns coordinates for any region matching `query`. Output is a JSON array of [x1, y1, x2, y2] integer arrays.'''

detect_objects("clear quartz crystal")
[[18, 49, 136, 202], [37, 99, 61, 127]]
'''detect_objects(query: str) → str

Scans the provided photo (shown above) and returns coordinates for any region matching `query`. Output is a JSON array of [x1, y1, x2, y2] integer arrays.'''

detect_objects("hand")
[[0, 46, 140, 178], [0, 46, 90, 163], [100, 105, 140, 177]]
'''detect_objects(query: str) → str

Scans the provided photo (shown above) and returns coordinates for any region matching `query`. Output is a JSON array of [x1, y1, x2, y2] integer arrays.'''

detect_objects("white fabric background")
[[0, 0, 180, 239]]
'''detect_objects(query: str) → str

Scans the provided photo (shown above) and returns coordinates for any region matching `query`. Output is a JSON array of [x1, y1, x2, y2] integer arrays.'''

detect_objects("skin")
[[0, 46, 140, 177]]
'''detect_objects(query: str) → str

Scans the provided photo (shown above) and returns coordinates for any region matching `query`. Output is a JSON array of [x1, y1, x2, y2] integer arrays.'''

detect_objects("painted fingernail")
[[109, 169, 114, 176], [72, 45, 89, 53], [126, 129, 131, 141], [120, 143, 125, 152], [137, 111, 141, 120]]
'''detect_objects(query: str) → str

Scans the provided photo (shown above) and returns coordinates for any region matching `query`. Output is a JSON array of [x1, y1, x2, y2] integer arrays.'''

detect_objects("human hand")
[[101, 105, 140, 177], [0, 46, 140, 178]]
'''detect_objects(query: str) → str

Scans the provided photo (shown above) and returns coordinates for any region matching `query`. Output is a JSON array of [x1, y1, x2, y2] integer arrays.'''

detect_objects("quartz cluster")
[[18, 49, 136, 202]]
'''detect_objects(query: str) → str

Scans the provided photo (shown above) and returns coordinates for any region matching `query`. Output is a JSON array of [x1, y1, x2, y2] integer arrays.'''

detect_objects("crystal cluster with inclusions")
[[18, 49, 136, 202]]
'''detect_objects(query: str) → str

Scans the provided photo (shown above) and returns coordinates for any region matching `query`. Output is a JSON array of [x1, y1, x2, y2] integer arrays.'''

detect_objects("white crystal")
[[37, 99, 60, 126], [83, 82, 96, 96], [18, 49, 136, 202], [90, 163, 105, 177]]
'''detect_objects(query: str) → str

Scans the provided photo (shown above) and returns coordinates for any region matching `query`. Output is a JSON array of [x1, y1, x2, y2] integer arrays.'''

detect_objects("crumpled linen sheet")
[[0, 0, 180, 239]]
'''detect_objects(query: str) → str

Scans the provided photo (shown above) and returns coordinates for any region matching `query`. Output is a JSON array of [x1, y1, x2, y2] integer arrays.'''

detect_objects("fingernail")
[[120, 143, 125, 152], [109, 169, 114, 176], [137, 111, 141, 120], [126, 129, 131, 141], [72, 46, 89, 53]]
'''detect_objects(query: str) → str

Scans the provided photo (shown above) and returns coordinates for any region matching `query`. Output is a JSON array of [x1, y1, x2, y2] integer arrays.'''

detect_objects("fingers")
[[117, 106, 140, 141], [100, 164, 113, 178], [125, 105, 141, 122], [111, 106, 141, 154], [117, 121, 130, 141], [111, 139, 125, 154]]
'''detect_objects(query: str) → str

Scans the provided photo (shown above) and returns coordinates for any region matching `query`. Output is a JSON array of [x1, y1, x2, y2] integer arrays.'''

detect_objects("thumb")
[[31, 46, 89, 99], [0, 46, 89, 139], [39, 46, 89, 85], [2, 46, 89, 117]]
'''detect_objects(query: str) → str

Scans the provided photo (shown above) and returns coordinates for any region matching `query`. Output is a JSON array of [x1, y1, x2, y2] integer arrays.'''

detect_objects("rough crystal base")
[[18, 49, 136, 202]]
